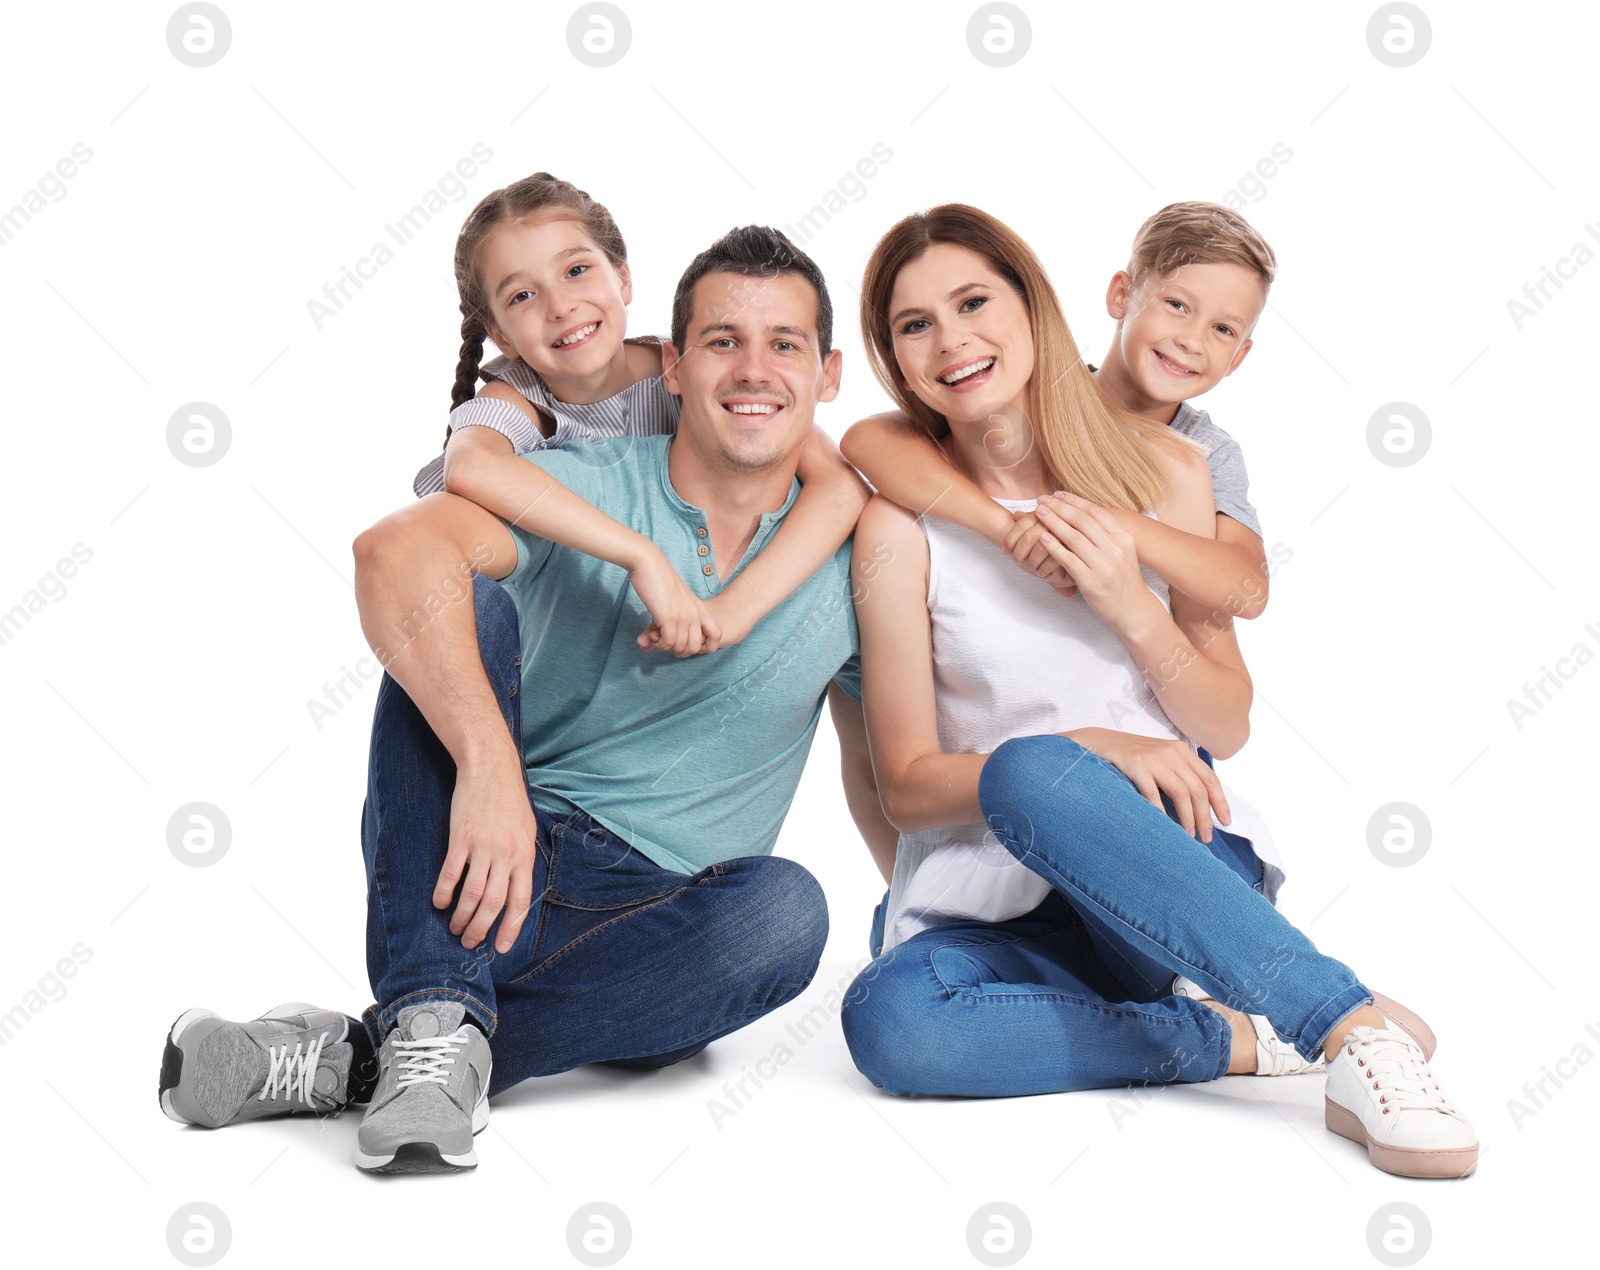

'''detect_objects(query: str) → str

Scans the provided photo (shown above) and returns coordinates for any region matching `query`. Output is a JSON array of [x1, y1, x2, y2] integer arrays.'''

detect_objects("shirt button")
[[702, 564, 714, 576], [697, 544, 709, 557], [695, 526, 707, 539]]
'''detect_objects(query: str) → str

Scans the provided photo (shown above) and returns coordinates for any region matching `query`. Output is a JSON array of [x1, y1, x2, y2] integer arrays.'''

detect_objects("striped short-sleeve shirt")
[[412, 334, 680, 497]]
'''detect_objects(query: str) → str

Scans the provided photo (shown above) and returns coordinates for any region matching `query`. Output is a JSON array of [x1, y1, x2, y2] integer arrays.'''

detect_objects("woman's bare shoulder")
[[855, 493, 928, 563]]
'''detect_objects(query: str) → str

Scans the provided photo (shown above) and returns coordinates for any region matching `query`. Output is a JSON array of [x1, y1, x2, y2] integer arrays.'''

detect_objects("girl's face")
[[476, 213, 631, 382], [886, 241, 1035, 428]]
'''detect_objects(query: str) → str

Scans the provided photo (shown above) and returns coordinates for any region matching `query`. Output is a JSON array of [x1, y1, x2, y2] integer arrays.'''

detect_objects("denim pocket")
[[545, 817, 687, 912]]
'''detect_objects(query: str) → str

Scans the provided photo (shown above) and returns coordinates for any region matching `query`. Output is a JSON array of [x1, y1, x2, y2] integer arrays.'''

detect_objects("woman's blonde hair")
[[859, 204, 1195, 511]]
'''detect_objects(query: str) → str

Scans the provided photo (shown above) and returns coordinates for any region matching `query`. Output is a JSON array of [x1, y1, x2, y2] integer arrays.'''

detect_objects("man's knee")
[[726, 856, 829, 985], [471, 572, 520, 674]]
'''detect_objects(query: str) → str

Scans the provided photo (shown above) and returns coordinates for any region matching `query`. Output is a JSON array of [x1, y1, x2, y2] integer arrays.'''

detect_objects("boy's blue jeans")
[[841, 736, 1374, 1097], [359, 575, 828, 1097]]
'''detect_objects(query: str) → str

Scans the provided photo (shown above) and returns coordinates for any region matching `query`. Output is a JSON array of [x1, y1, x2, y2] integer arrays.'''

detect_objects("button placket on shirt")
[[694, 522, 715, 583]]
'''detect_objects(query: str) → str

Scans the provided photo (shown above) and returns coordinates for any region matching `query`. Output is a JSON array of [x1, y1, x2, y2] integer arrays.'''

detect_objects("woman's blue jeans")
[[840, 735, 1373, 1097], [359, 574, 829, 1097]]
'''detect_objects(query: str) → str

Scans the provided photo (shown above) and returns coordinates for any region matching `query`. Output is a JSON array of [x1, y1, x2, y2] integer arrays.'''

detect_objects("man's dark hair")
[[670, 225, 833, 359]]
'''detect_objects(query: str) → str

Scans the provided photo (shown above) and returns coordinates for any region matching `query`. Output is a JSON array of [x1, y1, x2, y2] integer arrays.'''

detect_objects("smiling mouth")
[[939, 357, 995, 386], [552, 322, 599, 348], [1153, 350, 1197, 376], [722, 402, 782, 416]]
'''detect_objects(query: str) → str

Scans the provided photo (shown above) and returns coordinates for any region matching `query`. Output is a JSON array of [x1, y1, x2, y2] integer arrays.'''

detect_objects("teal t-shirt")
[[496, 433, 862, 875]]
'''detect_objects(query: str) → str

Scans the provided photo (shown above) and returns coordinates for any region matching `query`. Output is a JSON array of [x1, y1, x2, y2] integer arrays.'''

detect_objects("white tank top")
[[878, 496, 1285, 954]]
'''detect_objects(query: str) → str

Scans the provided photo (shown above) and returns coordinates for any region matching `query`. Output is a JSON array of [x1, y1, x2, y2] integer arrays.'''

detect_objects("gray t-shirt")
[[1084, 364, 1263, 538], [1167, 399, 1262, 538]]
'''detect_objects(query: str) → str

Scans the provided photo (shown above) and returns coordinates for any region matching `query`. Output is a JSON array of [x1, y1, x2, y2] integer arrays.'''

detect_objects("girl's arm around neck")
[[442, 423, 656, 572], [707, 424, 871, 645], [444, 422, 717, 653]]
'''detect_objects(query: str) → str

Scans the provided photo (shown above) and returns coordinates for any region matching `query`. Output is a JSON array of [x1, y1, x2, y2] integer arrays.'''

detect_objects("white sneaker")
[[1324, 1025, 1478, 1178], [1170, 976, 1439, 1071], [1171, 975, 1324, 1076]]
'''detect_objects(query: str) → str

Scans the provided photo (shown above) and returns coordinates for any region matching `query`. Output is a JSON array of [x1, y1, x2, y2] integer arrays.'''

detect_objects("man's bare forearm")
[[352, 521, 522, 777]]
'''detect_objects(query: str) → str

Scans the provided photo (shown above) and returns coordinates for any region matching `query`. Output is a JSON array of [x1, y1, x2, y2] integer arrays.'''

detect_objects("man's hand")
[[433, 758, 540, 953], [1069, 727, 1231, 842], [630, 548, 720, 656]]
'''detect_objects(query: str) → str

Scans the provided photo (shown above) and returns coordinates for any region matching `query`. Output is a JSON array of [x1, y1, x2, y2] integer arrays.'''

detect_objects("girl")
[[411, 172, 870, 656], [837, 204, 1477, 1180]]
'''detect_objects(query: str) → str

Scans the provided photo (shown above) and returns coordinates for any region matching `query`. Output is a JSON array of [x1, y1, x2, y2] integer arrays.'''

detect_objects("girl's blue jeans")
[[358, 574, 828, 1097], [841, 735, 1374, 1097]]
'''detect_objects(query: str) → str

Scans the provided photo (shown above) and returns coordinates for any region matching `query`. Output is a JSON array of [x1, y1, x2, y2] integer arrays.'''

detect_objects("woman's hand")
[[629, 550, 720, 657], [1002, 510, 1077, 595], [1069, 727, 1231, 842], [1029, 492, 1156, 631]]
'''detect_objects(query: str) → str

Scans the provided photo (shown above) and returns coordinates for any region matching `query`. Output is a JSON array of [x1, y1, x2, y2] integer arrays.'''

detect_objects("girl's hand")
[[1002, 510, 1078, 595], [1069, 727, 1231, 842], [1030, 492, 1151, 627], [630, 551, 716, 657], [700, 592, 755, 651]]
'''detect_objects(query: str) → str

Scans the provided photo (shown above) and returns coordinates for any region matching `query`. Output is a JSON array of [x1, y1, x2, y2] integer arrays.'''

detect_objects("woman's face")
[[475, 213, 631, 382], [886, 241, 1035, 428]]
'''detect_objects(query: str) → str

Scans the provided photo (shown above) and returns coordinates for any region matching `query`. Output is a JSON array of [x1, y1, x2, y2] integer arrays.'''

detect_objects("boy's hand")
[[1003, 510, 1078, 595], [630, 550, 715, 657]]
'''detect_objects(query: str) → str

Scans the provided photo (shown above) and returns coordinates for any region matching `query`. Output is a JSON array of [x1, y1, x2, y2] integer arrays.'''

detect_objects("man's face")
[[662, 270, 842, 474]]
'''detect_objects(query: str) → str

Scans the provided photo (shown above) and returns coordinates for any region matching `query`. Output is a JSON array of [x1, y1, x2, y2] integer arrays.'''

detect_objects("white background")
[[1, 1, 1593, 1266]]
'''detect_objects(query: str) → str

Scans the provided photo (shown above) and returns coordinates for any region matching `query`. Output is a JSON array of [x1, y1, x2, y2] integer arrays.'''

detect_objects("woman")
[[837, 205, 1477, 1180]]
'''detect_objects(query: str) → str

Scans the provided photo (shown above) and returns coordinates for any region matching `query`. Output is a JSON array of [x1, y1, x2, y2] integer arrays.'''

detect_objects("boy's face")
[[1105, 260, 1265, 406]]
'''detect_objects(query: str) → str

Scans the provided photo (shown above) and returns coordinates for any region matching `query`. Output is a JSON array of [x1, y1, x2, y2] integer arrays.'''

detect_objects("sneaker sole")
[[355, 1078, 490, 1174], [1324, 1097, 1478, 1178], [159, 1003, 357, 1127]]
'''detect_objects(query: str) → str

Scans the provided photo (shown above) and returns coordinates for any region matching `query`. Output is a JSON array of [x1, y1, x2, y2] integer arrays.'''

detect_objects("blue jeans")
[[841, 735, 1372, 1097], [359, 574, 828, 1096]]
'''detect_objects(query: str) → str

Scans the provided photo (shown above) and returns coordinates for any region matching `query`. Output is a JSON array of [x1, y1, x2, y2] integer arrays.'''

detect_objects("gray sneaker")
[[355, 1001, 491, 1174], [160, 1001, 376, 1128]]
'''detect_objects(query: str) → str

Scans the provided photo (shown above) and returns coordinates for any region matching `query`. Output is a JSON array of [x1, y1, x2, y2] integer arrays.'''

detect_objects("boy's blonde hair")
[[1127, 201, 1277, 300]]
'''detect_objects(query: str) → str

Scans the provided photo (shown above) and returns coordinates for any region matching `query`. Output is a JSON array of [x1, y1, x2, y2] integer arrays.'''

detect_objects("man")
[[158, 227, 875, 1173]]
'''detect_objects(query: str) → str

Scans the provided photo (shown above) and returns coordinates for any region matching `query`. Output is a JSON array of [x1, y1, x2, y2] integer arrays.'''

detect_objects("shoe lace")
[[393, 1030, 469, 1088], [1347, 1027, 1456, 1114], [259, 1031, 329, 1106]]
